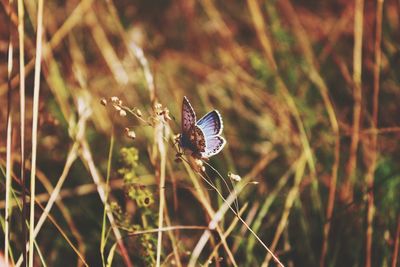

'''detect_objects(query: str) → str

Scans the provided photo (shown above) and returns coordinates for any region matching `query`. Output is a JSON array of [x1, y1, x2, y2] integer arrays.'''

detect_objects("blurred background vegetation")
[[1, 0, 400, 266]]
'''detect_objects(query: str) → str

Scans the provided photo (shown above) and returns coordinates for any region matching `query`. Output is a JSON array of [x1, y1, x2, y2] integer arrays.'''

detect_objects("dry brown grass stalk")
[[365, 1, 384, 266], [343, 0, 364, 205], [392, 215, 400, 267], [5, 1, 14, 263], [28, 0, 44, 265], [17, 0, 27, 263], [1, 1, 397, 266]]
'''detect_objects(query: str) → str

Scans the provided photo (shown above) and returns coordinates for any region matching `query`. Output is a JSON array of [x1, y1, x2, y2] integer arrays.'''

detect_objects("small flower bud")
[[100, 98, 107, 106], [119, 109, 127, 117], [125, 128, 136, 139], [136, 109, 142, 117], [162, 108, 172, 121], [195, 159, 203, 166], [154, 103, 162, 110], [194, 159, 205, 172], [111, 96, 119, 102], [228, 172, 242, 182], [113, 104, 121, 111]]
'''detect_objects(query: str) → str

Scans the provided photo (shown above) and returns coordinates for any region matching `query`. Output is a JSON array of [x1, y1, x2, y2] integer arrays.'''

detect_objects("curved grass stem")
[[180, 157, 284, 267]]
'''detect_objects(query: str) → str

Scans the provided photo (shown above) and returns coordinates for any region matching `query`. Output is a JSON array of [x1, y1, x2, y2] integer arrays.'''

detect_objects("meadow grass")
[[1, 0, 400, 266]]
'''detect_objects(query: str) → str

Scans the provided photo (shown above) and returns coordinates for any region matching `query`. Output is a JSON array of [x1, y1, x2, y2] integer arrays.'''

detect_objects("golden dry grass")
[[1, 0, 400, 266]]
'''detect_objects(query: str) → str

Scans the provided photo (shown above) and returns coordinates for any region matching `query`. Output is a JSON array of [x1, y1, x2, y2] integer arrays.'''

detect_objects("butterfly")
[[179, 96, 226, 159]]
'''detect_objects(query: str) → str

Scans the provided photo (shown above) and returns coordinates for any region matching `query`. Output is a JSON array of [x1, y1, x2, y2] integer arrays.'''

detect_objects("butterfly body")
[[180, 126, 206, 158], [180, 96, 226, 159]]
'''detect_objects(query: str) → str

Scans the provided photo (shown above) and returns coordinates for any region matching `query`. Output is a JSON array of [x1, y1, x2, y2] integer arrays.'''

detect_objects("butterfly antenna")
[[201, 160, 240, 214]]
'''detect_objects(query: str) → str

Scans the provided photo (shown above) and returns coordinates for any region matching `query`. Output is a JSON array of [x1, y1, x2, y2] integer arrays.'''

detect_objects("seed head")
[[125, 128, 136, 139], [228, 172, 242, 182], [161, 108, 172, 121], [154, 102, 162, 110], [100, 98, 107, 106]]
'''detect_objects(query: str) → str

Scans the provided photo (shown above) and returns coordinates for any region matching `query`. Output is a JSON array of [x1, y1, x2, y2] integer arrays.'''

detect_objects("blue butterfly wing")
[[201, 136, 226, 158], [182, 96, 196, 134], [182, 97, 225, 158], [196, 110, 223, 137]]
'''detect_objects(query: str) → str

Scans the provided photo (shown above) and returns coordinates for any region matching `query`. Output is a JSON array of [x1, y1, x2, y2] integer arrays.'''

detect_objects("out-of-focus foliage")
[[0, 0, 399, 266]]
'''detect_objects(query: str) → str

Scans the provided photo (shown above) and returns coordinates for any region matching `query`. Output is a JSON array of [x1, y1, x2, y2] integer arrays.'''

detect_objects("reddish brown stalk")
[[5, 0, 14, 264], [17, 0, 27, 264], [365, 1, 384, 267], [392, 215, 400, 267], [344, 0, 364, 203], [321, 142, 340, 267], [372, 0, 383, 126]]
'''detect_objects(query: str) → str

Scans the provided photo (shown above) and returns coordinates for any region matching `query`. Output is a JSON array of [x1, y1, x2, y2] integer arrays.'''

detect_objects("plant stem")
[[28, 0, 44, 265], [17, 0, 27, 264], [5, 6, 14, 263]]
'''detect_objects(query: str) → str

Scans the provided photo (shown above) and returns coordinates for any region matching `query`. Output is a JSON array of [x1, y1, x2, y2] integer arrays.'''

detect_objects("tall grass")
[[17, 0, 27, 264], [5, 1, 14, 264], [366, 1, 384, 266], [28, 0, 44, 266], [1, 1, 399, 266]]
